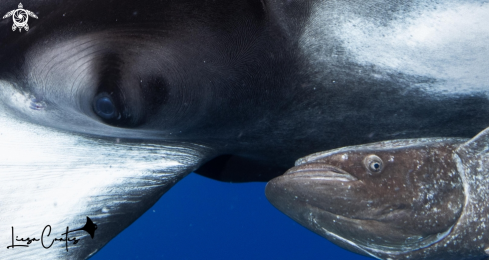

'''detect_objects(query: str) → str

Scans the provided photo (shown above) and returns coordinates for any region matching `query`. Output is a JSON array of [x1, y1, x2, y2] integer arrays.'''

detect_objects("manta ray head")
[[0, 0, 276, 258]]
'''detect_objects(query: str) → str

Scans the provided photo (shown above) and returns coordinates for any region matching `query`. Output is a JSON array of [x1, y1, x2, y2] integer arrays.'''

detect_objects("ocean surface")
[[92, 173, 371, 260]]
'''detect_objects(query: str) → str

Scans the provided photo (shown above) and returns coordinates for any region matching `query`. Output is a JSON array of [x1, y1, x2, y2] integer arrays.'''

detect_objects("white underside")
[[0, 81, 207, 259], [301, 0, 489, 94]]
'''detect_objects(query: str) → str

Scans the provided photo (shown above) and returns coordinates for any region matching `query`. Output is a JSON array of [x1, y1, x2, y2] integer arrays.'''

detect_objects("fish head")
[[266, 139, 466, 257]]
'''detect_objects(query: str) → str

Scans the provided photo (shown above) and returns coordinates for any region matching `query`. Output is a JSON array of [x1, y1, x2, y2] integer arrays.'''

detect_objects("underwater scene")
[[1, 0, 489, 259]]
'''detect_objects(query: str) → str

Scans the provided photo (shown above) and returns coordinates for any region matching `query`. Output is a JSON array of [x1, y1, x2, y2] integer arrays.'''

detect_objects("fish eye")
[[364, 155, 383, 174], [93, 93, 119, 120]]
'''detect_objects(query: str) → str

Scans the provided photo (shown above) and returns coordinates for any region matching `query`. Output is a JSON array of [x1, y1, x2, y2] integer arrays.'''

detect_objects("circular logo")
[[13, 9, 28, 27]]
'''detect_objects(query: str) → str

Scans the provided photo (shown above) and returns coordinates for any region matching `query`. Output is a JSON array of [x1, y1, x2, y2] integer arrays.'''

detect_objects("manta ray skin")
[[0, 0, 488, 259]]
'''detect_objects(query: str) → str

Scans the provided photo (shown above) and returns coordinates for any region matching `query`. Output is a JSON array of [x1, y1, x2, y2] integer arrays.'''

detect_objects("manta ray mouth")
[[284, 163, 358, 182]]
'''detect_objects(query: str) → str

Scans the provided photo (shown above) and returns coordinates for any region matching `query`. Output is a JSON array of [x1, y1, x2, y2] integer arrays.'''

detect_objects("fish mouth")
[[284, 163, 358, 182]]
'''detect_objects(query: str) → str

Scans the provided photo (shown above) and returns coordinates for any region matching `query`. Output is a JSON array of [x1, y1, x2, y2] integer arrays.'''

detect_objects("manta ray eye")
[[364, 155, 383, 174], [93, 93, 119, 120]]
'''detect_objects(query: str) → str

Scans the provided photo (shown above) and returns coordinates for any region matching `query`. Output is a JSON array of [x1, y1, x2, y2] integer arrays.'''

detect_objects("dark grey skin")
[[266, 128, 489, 259], [1, 0, 489, 181], [0, 0, 488, 259]]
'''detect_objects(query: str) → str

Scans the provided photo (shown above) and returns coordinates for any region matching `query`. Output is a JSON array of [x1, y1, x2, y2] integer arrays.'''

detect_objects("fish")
[[266, 127, 489, 259], [0, 0, 488, 258]]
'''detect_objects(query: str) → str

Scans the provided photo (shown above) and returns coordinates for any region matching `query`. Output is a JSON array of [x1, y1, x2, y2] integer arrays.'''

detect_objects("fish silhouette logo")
[[3, 3, 38, 32], [62, 217, 98, 239]]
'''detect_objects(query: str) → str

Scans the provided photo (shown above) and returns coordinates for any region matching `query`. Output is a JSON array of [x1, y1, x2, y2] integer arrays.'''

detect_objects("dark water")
[[92, 173, 370, 260]]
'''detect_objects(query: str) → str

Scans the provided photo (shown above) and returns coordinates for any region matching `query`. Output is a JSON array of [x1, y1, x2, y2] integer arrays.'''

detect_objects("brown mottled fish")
[[266, 128, 489, 260]]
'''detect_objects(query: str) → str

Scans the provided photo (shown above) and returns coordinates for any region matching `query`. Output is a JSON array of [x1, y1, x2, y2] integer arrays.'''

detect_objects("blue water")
[[92, 173, 371, 260]]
